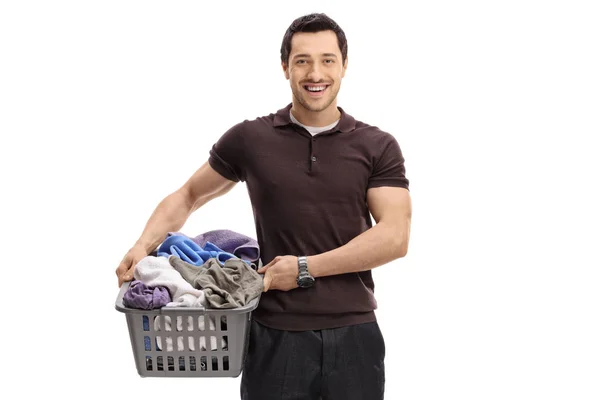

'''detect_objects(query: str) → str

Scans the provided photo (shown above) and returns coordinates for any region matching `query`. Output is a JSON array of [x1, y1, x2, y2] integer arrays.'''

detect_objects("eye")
[[296, 59, 307, 64], [324, 59, 335, 64]]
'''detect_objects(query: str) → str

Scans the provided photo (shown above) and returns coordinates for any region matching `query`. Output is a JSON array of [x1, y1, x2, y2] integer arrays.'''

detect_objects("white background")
[[1, 0, 599, 399]]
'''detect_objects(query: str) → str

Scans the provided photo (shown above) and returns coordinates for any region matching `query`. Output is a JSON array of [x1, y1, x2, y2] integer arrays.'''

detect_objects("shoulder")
[[351, 118, 399, 147], [236, 111, 277, 130], [223, 112, 276, 141]]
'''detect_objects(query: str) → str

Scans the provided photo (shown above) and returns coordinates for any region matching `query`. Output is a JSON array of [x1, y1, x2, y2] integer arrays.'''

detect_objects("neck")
[[290, 98, 341, 127]]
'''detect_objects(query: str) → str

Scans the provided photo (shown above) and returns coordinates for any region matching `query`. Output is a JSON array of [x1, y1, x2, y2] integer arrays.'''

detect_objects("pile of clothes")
[[124, 230, 263, 368], [123, 229, 264, 310]]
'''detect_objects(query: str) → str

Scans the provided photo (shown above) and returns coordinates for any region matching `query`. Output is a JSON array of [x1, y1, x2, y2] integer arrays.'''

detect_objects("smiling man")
[[285, 29, 344, 121], [116, 13, 411, 400]]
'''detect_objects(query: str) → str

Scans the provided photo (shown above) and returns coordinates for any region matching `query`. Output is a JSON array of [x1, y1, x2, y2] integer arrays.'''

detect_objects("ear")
[[341, 56, 348, 78], [282, 61, 290, 80]]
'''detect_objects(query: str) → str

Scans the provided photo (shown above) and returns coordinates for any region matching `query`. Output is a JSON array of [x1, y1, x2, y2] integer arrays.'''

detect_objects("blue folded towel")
[[190, 230, 260, 263], [157, 234, 238, 266]]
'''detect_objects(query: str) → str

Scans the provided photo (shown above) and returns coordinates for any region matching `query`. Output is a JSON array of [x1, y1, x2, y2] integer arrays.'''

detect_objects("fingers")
[[116, 254, 133, 287], [121, 267, 134, 284], [116, 265, 127, 287], [260, 256, 281, 273], [116, 245, 149, 287], [262, 273, 272, 292], [257, 262, 274, 274], [118, 267, 134, 287], [115, 256, 128, 276]]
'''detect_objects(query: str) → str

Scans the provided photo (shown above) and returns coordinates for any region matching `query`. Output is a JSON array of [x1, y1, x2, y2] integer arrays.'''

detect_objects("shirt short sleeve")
[[367, 133, 410, 190], [208, 122, 247, 182]]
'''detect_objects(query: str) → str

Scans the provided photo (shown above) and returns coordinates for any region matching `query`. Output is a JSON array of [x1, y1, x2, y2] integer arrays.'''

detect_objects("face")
[[283, 30, 347, 113]]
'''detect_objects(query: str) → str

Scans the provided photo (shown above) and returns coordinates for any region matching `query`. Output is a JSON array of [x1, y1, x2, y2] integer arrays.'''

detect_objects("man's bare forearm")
[[134, 189, 196, 253], [307, 221, 409, 278], [131, 163, 237, 254]]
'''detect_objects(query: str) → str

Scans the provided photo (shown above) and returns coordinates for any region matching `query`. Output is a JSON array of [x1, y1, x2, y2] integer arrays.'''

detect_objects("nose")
[[306, 62, 324, 82]]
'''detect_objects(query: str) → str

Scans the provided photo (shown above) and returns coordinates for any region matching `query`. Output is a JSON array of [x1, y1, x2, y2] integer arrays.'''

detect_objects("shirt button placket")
[[310, 137, 318, 173]]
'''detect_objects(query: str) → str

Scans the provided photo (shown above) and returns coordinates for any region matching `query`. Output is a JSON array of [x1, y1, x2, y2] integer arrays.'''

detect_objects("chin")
[[302, 97, 335, 113]]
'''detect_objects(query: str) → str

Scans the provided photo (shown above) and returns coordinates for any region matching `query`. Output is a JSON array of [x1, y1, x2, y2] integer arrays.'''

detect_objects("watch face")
[[298, 276, 315, 288]]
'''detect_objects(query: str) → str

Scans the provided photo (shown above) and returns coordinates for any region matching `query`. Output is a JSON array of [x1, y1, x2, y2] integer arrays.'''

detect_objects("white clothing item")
[[133, 256, 206, 308], [153, 315, 227, 351], [290, 111, 339, 135]]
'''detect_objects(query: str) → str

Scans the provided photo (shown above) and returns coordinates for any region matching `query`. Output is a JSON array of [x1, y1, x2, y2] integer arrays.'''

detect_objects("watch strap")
[[298, 256, 309, 274]]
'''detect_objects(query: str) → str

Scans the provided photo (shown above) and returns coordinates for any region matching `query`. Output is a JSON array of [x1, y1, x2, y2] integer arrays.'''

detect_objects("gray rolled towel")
[[169, 256, 263, 309]]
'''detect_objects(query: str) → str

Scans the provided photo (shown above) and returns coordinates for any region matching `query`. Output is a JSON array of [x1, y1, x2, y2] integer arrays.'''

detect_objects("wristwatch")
[[296, 256, 315, 288]]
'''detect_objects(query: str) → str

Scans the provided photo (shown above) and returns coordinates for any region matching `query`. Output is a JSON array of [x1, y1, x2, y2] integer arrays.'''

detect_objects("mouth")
[[302, 83, 330, 98]]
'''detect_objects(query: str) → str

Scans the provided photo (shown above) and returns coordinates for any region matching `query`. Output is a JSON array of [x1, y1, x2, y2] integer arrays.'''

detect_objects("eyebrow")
[[293, 53, 339, 59]]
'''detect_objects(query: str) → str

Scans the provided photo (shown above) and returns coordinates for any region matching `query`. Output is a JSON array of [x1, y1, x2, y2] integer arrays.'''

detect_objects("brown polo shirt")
[[208, 103, 409, 331]]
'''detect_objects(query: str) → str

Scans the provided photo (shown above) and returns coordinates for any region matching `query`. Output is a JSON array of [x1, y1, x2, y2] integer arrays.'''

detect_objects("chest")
[[245, 133, 374, 205]]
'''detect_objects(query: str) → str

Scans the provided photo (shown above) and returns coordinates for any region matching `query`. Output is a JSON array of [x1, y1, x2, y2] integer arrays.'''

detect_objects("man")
[[116, 13, 411, 400]]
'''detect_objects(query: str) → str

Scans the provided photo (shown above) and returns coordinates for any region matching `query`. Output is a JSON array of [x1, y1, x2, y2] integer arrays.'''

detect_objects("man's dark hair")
[[280, 13, 348, 66]]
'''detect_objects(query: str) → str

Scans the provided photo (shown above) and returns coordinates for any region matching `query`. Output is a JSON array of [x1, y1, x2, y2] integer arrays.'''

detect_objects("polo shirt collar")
[[273, 103, 356, 133]]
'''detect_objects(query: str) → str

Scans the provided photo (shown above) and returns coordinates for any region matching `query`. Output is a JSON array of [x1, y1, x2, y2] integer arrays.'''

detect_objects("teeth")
[[306, 86, 326, 92]]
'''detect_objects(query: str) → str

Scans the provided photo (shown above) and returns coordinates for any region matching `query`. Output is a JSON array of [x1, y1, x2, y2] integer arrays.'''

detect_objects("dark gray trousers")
[[240, 319, 386, 400]]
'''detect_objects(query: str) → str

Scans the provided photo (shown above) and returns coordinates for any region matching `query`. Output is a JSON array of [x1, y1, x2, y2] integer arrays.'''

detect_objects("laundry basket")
[[115, 281, 260, 377]]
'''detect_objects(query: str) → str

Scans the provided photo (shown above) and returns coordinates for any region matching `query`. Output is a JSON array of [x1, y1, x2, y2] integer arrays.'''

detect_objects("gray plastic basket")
[[115, 281, 259, 377]]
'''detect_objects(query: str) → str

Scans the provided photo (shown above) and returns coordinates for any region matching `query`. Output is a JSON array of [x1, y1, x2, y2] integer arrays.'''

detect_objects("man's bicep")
[[181, 161, 238, 210], [366, 186, 412, 225], [367, 186, 412, 255]]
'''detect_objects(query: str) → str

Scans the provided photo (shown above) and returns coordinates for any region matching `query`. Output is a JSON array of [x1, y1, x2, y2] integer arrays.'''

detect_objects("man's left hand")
[[257, 255, 299, 292]]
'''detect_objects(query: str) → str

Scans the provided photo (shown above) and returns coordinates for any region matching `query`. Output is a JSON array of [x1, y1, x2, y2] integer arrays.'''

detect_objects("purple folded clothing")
[[123, 280, 171, 310], [168, 229, 260, 263]]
